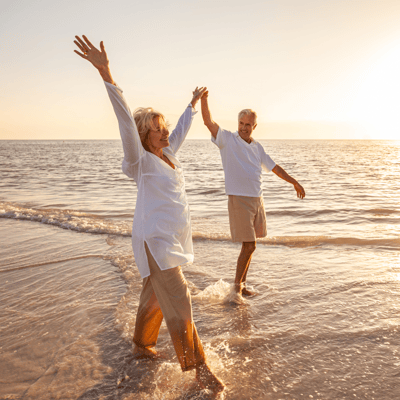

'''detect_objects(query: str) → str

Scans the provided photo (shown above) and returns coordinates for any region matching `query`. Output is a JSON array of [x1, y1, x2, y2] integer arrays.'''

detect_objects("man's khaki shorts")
[[228, 195, 267, 242]]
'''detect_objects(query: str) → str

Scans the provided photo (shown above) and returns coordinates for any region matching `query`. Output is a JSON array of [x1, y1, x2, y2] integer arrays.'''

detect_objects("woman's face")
[[146, 116, 170, 151]]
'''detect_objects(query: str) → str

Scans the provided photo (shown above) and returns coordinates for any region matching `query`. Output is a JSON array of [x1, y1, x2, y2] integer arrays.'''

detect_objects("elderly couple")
[[74, 35, 305, 395]]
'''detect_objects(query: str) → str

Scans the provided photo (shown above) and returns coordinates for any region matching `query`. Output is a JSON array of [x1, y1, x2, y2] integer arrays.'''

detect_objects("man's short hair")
[[238, 109, 257, 125]]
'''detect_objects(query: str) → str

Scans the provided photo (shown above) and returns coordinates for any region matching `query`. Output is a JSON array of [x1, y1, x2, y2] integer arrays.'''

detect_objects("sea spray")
[[193, 279, 247, 305]]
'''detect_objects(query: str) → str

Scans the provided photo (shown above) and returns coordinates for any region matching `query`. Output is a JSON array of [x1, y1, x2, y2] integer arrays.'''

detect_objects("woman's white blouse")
[[105, 82, 196, 278]]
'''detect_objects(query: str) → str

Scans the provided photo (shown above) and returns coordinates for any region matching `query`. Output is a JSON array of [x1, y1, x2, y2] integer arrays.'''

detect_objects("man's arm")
[[200, 91, 219, 138], [272, 164, 305, 199]]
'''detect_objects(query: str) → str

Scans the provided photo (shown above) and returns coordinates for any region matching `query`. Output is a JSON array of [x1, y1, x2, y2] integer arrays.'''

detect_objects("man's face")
[[238, 114, 257, 142]]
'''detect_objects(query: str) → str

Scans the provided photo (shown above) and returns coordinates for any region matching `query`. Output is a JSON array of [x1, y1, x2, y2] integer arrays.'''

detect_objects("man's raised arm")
[[272, 165, 306, 199], [200, 91, 219, 138]]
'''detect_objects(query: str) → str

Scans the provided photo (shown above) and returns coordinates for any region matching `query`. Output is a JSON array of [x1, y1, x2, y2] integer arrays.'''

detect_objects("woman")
[[73, 35, 224, 394]]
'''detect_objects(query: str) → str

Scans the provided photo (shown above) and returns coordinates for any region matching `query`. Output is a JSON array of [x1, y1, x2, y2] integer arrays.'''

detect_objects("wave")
[[0, 255, 107, 274], [193, 230, 400, 248], [2, 201, 399, 249], [0, 201, 132, 236], [266, 208, 400, 217], [258, 235, 400, 248], [368, 208, 400, 215]]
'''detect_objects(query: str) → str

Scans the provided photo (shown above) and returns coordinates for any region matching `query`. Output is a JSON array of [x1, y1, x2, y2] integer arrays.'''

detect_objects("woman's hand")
[[74, 35, 114, 84], [74, 35, 108, 69], [190, 87, 207, 109]]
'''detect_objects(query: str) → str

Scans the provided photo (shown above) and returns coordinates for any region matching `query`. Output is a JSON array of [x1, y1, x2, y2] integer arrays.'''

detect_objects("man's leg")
[[241, 258, 255, 296], [235, 241, 256, 295], [239, 196, 266, 296]]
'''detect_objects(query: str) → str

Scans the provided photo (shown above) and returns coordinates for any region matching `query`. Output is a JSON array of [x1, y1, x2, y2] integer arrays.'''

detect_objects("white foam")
[[0, 201, 132, 236], [124, 344, 227, 400], [4, 201, 399, 249], [193, 279, 247, 305]]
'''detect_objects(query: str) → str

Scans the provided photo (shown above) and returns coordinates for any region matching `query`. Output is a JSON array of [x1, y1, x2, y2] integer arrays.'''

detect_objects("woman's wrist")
[[98, 66, 114, 85]]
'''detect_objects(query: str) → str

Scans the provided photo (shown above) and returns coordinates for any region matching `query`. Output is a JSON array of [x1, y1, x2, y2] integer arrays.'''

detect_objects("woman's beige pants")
[[133, 243, 206, 371]]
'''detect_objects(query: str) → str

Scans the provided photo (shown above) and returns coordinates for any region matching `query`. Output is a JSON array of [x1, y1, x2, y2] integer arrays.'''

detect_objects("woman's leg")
[[133, 273, 164, 352], [136, 243, 224, 393], [144, 243, 205, 371]]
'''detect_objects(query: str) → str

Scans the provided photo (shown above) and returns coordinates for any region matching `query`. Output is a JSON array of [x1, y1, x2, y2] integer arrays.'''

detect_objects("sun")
[[347, 41, 400, 140]]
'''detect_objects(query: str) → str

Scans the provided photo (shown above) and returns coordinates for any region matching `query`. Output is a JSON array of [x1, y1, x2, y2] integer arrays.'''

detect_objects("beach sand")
[[2, 140, 400, 399]]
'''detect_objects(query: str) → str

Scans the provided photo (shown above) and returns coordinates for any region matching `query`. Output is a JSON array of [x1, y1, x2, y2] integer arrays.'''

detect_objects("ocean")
[[1, 139, 400, 400]]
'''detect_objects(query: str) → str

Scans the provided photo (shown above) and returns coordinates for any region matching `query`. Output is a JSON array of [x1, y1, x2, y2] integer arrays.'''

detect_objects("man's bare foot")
[[235, 282, 256, 297], [195, 362, 225, 394], [242, 283, 257, 296], [241, 286, 256, 296], [132, 345, 159, 359], [234, 282, 242, 294]]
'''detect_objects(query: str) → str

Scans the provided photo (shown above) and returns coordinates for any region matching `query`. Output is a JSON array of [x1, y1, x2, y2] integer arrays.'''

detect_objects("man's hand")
[[74, 35, 114, 84], [294, 182, 305, 199], [190, 87, 207, 109], [272, 164, 305, 199]]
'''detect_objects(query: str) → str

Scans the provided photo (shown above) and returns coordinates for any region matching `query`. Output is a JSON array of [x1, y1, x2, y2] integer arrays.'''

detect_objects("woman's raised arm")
[[169, 87, 207, 154], [74, 36, 144, 176], [74, 35, 114, 84]]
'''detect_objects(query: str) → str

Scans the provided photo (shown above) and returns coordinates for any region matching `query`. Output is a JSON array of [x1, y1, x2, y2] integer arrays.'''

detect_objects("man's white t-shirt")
[[212, 128, 276, 197]]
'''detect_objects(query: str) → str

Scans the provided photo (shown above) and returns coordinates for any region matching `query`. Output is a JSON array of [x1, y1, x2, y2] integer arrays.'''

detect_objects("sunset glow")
[[1, 0, 400, 140], [2, 2, 400, 398], [347, 41, 400, 139]]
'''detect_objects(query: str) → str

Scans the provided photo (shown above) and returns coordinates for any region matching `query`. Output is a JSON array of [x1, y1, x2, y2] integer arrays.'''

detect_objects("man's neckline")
[[235, 131, 254, 145]]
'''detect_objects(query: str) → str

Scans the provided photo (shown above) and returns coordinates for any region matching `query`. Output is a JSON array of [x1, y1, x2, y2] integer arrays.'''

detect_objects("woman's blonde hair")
[[133, 107, 168, 151]]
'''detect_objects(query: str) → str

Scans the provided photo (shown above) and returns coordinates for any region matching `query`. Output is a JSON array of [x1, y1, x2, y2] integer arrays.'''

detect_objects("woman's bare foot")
[[195, 362, 225, 394], [132, 345, 159, 359]]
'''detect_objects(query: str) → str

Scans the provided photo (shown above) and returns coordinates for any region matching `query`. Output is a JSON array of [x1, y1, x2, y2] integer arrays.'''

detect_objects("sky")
[[1, 0, 400, 140]]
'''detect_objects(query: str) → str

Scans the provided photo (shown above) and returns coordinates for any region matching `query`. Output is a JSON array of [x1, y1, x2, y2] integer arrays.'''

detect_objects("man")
[[201, 90, 305, 296]]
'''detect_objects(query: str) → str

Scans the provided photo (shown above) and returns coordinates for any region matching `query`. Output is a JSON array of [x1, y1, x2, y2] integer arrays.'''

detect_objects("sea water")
[[1, 139, 400, 399]]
